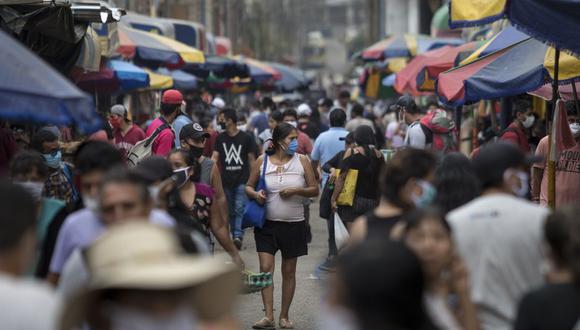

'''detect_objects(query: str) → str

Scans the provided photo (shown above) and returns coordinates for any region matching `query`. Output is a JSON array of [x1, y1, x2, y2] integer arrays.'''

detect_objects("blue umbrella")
[[157, 68, 198, 90], [268, 63, 310, 92], [0, 30, 100, 133], [109, 60, 150, 91]]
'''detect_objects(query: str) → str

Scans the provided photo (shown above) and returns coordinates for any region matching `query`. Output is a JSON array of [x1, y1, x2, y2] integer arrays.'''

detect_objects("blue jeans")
[[223, 184, 247, 239]]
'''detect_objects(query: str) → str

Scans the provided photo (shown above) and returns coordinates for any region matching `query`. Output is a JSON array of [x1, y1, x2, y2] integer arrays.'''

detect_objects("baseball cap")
[[297, 103, 312, 117], [318, 98, 333, 108], [472, 142, 542, 188], [110, 104, 127, 118], [211, 97, 225, 109], [339, 132, 355, 144], [162, 89, 183, 105], [179, 122, 210, 141]]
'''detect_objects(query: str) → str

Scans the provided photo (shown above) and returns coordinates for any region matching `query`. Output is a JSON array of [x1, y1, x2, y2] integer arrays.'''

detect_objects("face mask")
[[504, 169, 529, 198], [522, 115, 535, 128], [287, 121, 298, 128], [109, 117, 122, 129], [237, 124, 247, 132], [218, 122, 226, 130], [82, 196, 99, 212], [15, 181, 44, 202], [411, 180, 436, 208], [189, 145, 204, 159], [285, 138, 298, 156], [108, 304, 197, 330], [173, 167, 191, 188], [148, 186, 160, 206], [42, 150, 62, 169], [570, 123, 580, 137]]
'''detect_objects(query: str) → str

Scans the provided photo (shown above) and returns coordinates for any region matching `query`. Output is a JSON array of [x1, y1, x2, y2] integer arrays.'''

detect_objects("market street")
[[233, 201, 327, 329]]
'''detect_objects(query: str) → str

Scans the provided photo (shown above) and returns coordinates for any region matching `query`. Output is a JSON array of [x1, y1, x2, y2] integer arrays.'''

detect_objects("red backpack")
[[419, 109, 458, 153]]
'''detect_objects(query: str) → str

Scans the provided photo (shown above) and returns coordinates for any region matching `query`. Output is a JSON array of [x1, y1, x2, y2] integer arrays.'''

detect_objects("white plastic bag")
[[334, 212, 350, 249]]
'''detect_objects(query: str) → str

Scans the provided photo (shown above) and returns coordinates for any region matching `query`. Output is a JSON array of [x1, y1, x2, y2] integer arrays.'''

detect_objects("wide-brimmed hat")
[[59, 222, 239, 329]]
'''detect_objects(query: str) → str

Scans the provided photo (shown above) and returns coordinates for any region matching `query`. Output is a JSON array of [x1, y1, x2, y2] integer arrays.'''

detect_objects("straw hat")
[[60, 222, 239, 329]]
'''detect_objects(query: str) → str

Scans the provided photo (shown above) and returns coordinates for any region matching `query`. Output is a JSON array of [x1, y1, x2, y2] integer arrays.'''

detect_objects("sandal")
[[253, 317, 275, 329], [279, 318, 294, 329]]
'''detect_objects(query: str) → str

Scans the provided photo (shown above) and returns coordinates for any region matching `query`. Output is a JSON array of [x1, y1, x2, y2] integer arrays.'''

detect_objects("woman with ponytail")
[[349, 148, 437, 244], [514, 206, 580, 330], [246, 122, 319, 329], [330, 125, 384, 229]]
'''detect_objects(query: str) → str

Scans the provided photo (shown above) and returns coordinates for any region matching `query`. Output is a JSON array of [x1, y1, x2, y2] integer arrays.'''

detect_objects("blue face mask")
[[411, 180, 436, 208], [43, 150, 62, 169], [286, 139, 298, 155]]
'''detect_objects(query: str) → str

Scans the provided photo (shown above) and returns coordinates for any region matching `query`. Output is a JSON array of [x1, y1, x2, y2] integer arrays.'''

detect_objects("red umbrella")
[[394, 42, 479, 96]]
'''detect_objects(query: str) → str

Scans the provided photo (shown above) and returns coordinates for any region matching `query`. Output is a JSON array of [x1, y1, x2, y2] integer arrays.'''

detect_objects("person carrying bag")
[[242, 154, 268, 229]]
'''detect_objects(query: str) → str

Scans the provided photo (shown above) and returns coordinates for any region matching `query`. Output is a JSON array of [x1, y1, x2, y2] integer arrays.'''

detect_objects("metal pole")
[[547, 48, 560, 209]]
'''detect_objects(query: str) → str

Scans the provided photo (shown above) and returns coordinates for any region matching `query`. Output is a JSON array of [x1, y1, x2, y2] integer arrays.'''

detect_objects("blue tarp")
[[157, 68, 198, 90], [0, 30, 100, 133], [108, 60, 149, 91]]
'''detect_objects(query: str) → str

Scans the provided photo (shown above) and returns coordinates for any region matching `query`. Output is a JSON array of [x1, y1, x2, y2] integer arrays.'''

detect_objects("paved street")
[[233, 202, 329, 329]]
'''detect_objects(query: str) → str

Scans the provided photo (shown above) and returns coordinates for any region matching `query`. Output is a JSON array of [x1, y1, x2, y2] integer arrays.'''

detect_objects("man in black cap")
[[396, 95, 427, 149], [447, 142, 549, 330], [179, 123, 244, 263]]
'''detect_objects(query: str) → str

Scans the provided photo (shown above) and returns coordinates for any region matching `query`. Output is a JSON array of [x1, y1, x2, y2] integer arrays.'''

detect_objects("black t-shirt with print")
[[214, 131, 256, 188]]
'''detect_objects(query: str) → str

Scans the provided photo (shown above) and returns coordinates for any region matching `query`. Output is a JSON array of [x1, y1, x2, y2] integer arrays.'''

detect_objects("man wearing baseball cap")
[[145, 89, 183, 157], [447, 142, 549, 330], [109, 104, 146, 157]]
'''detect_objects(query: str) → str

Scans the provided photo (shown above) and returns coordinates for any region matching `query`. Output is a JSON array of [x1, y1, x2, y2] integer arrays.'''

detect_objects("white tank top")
[[262, 153, 305, 222]]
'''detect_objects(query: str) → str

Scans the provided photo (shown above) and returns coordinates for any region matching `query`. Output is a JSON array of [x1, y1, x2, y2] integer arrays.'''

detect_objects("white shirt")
[[447, 194, 549, 330], [263, 154, 306, 222], [404, 121, 427, 149], [0, 273, 61, 330]]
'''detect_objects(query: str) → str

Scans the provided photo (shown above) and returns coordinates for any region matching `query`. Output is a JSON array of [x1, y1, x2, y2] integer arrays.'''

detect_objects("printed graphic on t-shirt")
[[223, 143, 243, 170], [558, 149, 580, 173]]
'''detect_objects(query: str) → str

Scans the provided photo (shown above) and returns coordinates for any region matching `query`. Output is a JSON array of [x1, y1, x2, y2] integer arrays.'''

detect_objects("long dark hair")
[[434, 153, 480, 214], [336, 240, 436, 330], [381, 149, 436, 210], [544, 206, 580, 285], [265, 122, 297, 156]]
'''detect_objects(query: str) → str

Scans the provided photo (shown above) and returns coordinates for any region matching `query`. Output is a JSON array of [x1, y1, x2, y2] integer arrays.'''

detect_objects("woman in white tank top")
[[246, 123, 319, 329]]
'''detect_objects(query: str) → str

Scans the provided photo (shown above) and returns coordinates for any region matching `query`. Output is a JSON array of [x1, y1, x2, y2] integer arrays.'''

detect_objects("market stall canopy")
[[0, 29, 100, 133], [183, 55, 249, 79], [233, 56, 281, 85], [430, 3, 461, 38], [395, 42, 480, 95], [529, 82, 580, 102], [72, 60, 149, 93], [359, 34, 463, 62], [117, 24, 205, 68], [449, 0, 580, 56], [460, 25, 528, 65], [436, 37, 580, 106], [157, 68, 198, 90], [268, 62, 311, 92]]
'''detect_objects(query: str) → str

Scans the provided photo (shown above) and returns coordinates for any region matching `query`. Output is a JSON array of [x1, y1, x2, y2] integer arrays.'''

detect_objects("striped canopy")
[[449, 0, 580, 56], [360, 35, 463, 61], [118, 24, 204, 68], [394, 42, 480, 96], [436, 37, 580, 106]]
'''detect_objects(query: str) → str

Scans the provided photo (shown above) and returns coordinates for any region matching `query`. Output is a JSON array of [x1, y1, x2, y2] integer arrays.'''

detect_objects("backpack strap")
[[62, 163, 79, 203], [144, 122, 170, 148], [419, 122, 434, 145]]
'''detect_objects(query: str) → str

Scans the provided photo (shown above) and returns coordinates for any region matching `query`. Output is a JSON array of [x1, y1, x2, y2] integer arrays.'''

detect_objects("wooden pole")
[[547, 48, 560, 209]]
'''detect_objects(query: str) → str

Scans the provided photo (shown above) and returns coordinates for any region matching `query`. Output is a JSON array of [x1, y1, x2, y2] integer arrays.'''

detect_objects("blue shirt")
[[250, 112, 269, 135], [311, 127, 348, 187], [173, 114, 193, 148]]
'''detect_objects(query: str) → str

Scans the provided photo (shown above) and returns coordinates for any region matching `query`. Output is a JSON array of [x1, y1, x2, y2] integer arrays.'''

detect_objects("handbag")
[[242, 155, 268, 229], [335, 168, 359, 206], [319, 179, 333, 219]]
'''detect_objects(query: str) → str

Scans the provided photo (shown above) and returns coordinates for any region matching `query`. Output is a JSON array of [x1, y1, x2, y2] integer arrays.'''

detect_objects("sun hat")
[[59, 222, 239, 328]]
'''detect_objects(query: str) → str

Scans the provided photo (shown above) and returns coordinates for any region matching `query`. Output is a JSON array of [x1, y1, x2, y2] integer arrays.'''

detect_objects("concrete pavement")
[[232, 202, 330, 329]]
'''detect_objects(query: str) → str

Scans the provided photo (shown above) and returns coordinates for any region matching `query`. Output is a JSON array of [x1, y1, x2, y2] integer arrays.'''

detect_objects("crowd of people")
[[0, 88, 579, 330]]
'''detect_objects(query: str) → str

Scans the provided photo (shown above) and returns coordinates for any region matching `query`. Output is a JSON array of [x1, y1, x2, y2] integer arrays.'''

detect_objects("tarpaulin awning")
[[395, 42, 480, 96], [233, 56, 281, 84], [0, 29, 100, 133], [118, 24, 205, 68], [157, 68, 198, 90], [359, 34, 463, 61], [268, 62, 311, 92], [449, 0, 580, 56], [72, 60, 150, 93], [460, 25, 528, 65], [184, 55, 249, 79], [436, 37, 580, 106]]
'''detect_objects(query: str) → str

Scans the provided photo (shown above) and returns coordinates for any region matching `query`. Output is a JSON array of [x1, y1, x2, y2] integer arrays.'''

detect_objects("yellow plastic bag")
[[336, 169, 358, 206]]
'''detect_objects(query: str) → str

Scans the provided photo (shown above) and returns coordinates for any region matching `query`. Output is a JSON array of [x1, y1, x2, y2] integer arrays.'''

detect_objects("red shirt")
[[297, 131, 313, 155], [500, 122, 531, 153], [114, 123, 146, 156], [204, 129, 218, 157], [145, 118, 175, 157]]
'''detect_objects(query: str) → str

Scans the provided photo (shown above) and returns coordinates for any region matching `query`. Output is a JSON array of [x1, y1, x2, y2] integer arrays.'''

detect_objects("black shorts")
[[254, 220, 308, 259]]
